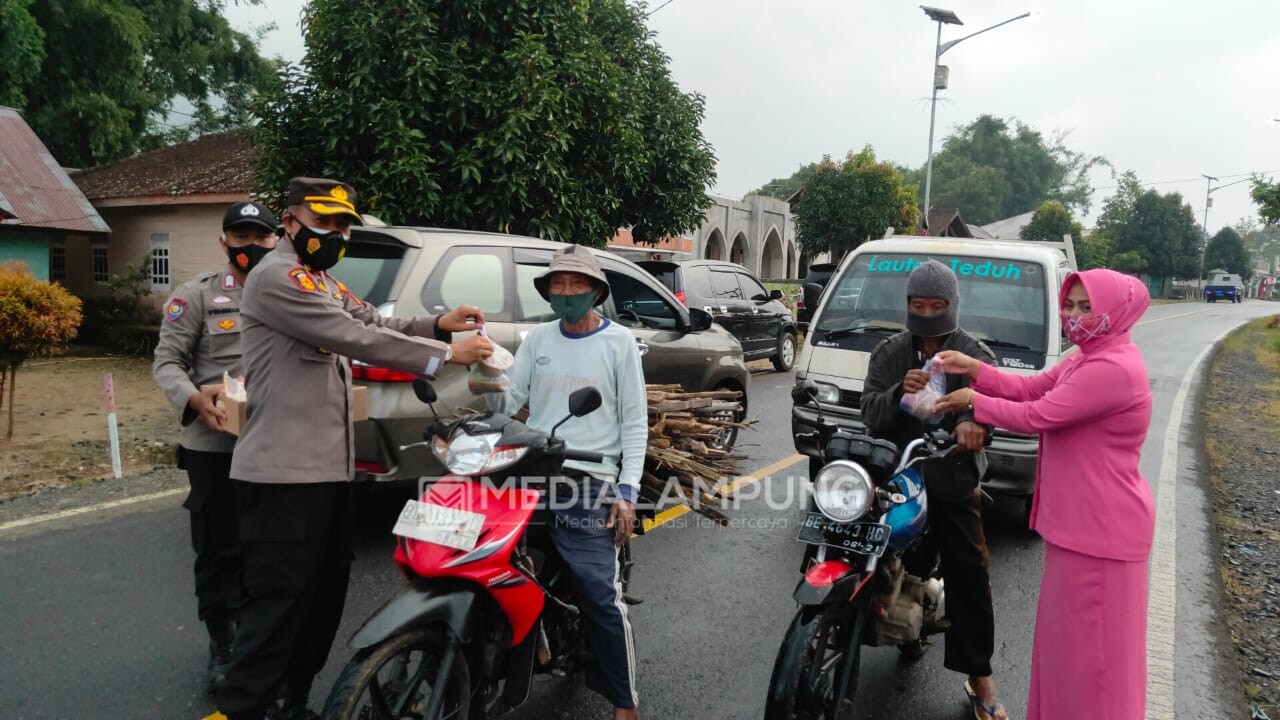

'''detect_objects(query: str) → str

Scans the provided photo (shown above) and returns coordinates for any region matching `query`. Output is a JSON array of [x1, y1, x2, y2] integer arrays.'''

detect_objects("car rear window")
[[816, 252, 1049, 361], [338, 237, 407, 306], [638, 262, 680, 293]]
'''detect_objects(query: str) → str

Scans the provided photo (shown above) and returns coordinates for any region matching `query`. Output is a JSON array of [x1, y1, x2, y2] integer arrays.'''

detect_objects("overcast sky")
[[224, 0, 1280, 233]]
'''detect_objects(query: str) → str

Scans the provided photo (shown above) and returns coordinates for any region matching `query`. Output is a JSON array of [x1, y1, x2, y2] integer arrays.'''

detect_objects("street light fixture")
[[920, 6, 1031, 227], [1198, 174, 1253, 293]]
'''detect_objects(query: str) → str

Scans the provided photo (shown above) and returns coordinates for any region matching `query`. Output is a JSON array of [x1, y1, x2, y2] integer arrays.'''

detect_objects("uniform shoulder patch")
[[165, 297, 188, 322], [287, 267, 318, 293]]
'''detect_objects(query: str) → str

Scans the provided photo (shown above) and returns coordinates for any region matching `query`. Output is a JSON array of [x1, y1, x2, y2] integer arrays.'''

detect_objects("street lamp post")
[[920, 6, 1031, 227], [1199, 174, 1217, 297]]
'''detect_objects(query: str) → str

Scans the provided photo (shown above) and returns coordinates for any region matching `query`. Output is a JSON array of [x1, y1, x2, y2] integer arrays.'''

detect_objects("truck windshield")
[[814, 252, 1050, 359]]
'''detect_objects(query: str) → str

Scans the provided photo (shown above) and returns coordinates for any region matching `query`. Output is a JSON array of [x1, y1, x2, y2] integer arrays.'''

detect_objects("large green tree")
[[792, 146, 919, 259], [0, 0, 44, 107], [1020, 200, 1083, 244], [13, 0, 278, 168], [920, 115, 1104, 225], [1203, 227, 1252, 280], [1113, 189, 1201, 281], [254, 0, 716, 246], [1250, 175, 1280, 226]]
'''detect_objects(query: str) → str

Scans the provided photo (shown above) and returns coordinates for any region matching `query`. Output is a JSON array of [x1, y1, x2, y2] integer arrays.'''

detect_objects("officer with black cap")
[[152, 200, 278, 694], [215, 177, 493, 720]]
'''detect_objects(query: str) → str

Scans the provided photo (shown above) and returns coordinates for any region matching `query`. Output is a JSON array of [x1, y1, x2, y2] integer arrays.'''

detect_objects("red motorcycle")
[[322, 380, 616, 719]]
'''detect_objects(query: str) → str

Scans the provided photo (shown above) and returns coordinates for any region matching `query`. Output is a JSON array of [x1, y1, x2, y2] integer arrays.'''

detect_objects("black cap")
[[222, 201, 278, 232], [284, 177, 362, 224]]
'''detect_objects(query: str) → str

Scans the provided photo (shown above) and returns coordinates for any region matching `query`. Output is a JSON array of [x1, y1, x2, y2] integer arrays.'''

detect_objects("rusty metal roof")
[[72, 130, 256, 202], [0, 107, 109, 234]]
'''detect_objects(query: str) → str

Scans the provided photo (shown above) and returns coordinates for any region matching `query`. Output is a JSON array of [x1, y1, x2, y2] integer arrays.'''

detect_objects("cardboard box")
[[202, 384, 247, 436], [200, 384, 368, 436], [352, 385, 369, 422]]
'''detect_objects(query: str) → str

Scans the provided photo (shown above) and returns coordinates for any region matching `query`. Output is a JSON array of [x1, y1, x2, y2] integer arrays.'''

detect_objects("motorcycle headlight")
[[432, 431, 529, 476], [811, 460, 875, 523]]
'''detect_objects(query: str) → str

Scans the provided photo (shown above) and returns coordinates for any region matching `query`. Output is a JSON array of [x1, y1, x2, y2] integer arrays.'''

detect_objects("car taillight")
[[351, 365, 417, 382], [674, 291, 686, 306], [355, 460, 389, 474]]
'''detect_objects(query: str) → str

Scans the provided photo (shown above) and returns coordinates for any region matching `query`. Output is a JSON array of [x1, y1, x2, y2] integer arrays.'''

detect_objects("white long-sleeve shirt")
[[487, 318, 648, 500]]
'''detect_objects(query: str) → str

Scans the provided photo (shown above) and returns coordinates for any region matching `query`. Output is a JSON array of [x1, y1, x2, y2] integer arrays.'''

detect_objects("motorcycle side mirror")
[[791, 379, 819, 405], [412, 379, 438, 405], [551, 386, 602, 440], [412, 378, 440, 421], [568, 387, 602, 417]]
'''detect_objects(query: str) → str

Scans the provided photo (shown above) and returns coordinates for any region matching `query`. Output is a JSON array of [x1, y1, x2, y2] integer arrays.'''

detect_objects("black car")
[[797, 262, 837, 329], [639, 259, 798, 371]]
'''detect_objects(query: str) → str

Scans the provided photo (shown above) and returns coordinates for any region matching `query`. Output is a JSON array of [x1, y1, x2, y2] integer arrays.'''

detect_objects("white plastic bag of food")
[[467, 325, 513, 394], [899, 357, 946, 424]]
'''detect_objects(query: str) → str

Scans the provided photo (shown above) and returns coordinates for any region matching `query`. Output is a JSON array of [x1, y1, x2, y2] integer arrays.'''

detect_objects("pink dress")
[[970, 269, 1154, 720]]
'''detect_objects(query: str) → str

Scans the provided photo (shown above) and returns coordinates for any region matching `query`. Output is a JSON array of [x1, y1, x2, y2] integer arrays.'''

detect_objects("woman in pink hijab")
[[932, 269, 1154, 720]]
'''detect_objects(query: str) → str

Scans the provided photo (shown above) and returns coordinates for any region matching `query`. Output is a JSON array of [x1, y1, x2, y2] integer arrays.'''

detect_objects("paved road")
[[0, 300, 1272, 719]]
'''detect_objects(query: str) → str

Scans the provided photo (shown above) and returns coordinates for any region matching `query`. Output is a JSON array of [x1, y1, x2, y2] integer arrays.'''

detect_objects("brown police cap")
[[285, 177, 362, 225]]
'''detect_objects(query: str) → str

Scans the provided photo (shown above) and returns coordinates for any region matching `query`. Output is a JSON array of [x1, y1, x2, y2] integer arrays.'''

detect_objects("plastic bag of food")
[[467, 326, 513, 395], [899, 357, 946, 424]]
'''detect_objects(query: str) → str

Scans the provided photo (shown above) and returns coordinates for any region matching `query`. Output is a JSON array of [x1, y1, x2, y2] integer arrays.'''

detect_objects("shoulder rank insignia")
[[288, 267, 317, 292]]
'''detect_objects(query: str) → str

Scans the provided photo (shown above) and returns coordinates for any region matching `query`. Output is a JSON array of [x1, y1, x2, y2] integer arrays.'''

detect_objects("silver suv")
[[336, 226, 752, 482]]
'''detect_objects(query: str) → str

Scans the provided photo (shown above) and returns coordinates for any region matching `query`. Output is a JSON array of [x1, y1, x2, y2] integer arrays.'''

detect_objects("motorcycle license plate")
[[796, 513, 891, 557], [392, 499, 485, 552]]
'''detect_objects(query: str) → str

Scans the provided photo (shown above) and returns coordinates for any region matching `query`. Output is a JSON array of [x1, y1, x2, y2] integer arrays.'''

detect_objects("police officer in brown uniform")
[[216, 178, 493, 720], [152, 200, 278, 693]]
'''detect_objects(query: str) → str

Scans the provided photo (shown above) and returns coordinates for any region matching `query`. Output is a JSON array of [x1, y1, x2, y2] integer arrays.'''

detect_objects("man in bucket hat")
[[473, 244, 646, 719]]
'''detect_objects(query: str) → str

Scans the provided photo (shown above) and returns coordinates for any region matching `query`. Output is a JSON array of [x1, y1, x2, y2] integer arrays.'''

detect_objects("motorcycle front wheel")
[[322, 626, 471, 720], [763, 603, 865, 720]]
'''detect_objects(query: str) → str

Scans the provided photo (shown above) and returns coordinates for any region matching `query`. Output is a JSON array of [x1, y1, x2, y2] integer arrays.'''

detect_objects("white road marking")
[[1137, 307, 1212, 327], [1146, 321, 1241, 720], [0, 487, 184, 533]]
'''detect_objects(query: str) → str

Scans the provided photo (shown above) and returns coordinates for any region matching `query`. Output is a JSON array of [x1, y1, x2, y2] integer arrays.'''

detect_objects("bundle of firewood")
[[639, 384, 751, 525]]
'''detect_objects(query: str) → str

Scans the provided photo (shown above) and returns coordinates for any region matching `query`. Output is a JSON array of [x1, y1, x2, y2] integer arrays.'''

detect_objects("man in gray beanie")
[[859, 259, 1009, 720]]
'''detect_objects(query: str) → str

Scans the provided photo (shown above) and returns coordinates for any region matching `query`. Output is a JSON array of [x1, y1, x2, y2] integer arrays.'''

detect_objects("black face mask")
[[290, 224, 348, 271], [227, 243, 273, 274]]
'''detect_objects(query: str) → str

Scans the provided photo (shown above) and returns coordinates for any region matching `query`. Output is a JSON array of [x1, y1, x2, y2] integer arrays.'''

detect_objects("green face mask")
[[550, 292, 596, 323]]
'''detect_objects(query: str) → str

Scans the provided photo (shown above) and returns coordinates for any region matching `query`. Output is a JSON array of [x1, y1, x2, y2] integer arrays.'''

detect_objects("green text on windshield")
[[814, 253, 1048, 355]]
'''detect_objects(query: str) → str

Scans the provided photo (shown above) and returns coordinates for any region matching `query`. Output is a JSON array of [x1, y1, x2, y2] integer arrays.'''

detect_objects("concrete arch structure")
[[760, 226, 785, 279], [704, 227, 725, 260], [684, 194, 801, 278], [729, 232, 749, 266]]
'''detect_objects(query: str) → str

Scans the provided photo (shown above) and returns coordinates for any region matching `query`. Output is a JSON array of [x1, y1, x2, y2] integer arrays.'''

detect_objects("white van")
[[791, 235, 1076, 510]]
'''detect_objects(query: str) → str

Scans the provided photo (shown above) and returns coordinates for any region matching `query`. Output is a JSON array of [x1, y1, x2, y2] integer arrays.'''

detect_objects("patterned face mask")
[[1061, 313, 1111, 344]]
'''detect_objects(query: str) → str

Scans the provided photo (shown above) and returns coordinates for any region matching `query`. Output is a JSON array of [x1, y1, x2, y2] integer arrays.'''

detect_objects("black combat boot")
[[265, 679, 319, 720], [205, 613, 237, 696]]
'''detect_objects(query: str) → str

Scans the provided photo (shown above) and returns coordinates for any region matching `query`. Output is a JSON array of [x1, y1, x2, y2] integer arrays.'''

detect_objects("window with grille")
[[50, 242, 67, 282], [150, 234, 170, 291], [91, 243, 109, 282]]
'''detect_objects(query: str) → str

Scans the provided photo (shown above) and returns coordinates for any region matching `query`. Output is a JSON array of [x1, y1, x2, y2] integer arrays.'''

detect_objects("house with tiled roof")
[[0, 106, 110, 285], [71, 130, 258, 303]]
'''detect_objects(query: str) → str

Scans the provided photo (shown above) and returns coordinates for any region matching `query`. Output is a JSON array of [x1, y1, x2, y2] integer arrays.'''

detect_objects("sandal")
[[964, 680, 1009, 720]]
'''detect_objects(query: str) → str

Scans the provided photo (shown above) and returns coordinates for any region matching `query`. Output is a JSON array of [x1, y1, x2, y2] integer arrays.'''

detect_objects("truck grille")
[[839, 389, 862, 407]]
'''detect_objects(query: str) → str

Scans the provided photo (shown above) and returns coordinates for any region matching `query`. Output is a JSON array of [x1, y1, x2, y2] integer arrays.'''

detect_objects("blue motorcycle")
[[764, 380, 953, 720]]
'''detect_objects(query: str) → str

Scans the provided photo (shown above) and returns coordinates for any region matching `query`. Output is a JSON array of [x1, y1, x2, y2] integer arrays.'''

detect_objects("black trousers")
[[180, 448, 242, 621], [217, 481, 354, 720], [925, 489, 995, 677]]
